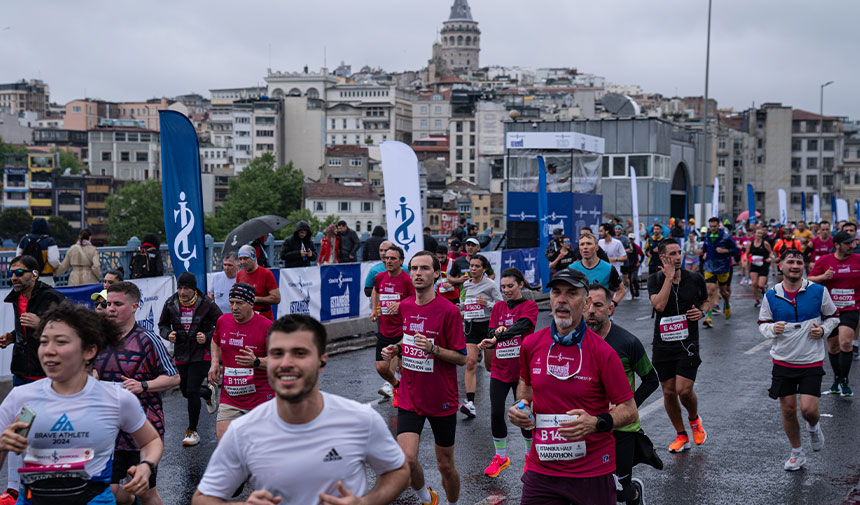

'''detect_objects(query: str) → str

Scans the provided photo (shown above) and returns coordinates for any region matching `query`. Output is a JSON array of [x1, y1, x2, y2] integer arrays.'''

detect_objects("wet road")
[[4, 275, 860, 504]]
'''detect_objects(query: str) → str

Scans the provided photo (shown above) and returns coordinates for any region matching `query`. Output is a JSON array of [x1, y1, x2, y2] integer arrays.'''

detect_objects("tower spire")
[[448, 0, 473, 21]]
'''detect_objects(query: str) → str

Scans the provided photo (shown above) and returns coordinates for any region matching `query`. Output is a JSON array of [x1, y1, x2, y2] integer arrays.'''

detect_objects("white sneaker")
[[206, 383, 219, 414], [378, 381, 393, 398], [809, 424, 824, 451], [460, 400, 476, 418], [784, 452, 806, 471], [182, 429, 200, 447]]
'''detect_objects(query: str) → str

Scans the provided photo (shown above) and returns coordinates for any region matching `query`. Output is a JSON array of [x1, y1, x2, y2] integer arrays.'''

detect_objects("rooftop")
[[792, 109, 837, 122], [326, 145, 368, 156], [304, 182, 379, 200]]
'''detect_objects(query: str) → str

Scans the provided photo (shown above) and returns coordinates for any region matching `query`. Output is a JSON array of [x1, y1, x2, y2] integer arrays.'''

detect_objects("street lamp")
[[700, 0, 713, 222], [818, 80, 834, 219]]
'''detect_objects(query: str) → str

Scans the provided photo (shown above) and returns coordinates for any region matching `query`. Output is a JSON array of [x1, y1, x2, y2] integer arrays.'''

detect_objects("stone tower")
[[439, 0, 480, 75]]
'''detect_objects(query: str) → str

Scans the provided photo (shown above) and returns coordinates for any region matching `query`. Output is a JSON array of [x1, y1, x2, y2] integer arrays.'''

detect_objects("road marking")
[[636, 315, 651, 321], [821, 413, 833, 417], [638, 400, 664, 419], [473, 495, 507, 505], [744, 339, 770, 355]]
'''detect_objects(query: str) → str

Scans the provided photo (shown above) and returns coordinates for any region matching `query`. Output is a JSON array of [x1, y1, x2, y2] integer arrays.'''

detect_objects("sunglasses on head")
[[94, 301, 108, 309], [8, 269, 32, 278]]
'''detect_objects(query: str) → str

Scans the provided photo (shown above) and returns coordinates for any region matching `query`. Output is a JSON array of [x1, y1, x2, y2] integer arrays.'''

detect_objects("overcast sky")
[[4, 0, 859, 120]]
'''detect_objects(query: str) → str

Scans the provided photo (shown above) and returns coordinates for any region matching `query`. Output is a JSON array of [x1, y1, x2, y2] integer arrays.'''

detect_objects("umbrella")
[[222, 215, 291, 256], [735, 210, 760, 221]]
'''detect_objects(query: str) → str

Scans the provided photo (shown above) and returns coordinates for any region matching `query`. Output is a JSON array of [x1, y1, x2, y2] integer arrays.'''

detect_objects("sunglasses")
[[94, 301, 108, 309], [8, 269, 30, 278]]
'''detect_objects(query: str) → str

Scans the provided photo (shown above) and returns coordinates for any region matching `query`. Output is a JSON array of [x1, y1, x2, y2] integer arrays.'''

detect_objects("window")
[[367, 221, 372, 232], [807, 157, 817, 169], [435, 106, 442, 113], [420, 106, 428, 114], [455, 162, 463, 174], [456, 135, 463, 147], [823, 175, 834, 186], [456, 149, 463, 161], [718, 138, 726, 149], [717, 158, 726, 168], [434, 120, 442, 129], [136, 152, 148, 162], [601, 156, 610, 177], [791, 193, 801, 205], [314, 201, 325, 212], [339, 201, 351, 212], [791, 158, 801, 169], [101, 151, 112, 161], [72, 106, 81, 113], [329, 158, 342, 166], [757, 138, 763, 149], [362, 202, 373, 212], [823, 139, 834, 151], [342, 119, 348, 129], [791, 139, 802, 151], [791, 175, 801, 186], [806, 175, 817, 188], [355, 221, 361, 231], [331, 136, 336, 145], [629, 155, 650, 177], [807, 139, 818, 151], [456, 122, 463, 133], [331, 119, 336, 129], [255, 116, 275, 125], [355, 119, 361, 129], [120, 151, 130, 162], [256, 130, 274, 137], [115, 132, 126, 141], [420, 119, 428, 128], [127, 133, 138, 142], [342, 135, 347, 144], [613, 157, 626, 177], [823, 157, 834, 169], [350, 159, 362, 167]]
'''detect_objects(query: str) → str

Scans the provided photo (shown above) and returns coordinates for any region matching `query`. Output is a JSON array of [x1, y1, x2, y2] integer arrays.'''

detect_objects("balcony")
[[30, 198, 52, 207]]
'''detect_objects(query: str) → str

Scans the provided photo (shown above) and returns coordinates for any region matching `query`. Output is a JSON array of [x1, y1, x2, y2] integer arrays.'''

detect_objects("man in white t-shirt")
[[599, 222, 627, 275], [193, 314, 409, 505], [208, 252, 239, 315]]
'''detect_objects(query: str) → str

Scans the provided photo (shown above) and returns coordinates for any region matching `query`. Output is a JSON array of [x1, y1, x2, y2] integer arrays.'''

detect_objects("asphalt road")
[[4, 274, 860, 505]]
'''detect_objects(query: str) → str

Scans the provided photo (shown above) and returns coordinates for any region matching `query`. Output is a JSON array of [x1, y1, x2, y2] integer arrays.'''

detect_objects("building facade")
[[0, 79, 50, 116], [439, 0, 480, 75], [303, 182, 383, 234], [87, 121, 160, 181]]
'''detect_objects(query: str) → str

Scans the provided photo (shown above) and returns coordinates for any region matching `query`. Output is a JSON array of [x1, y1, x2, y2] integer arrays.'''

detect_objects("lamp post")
[[818, 80, 834, 219], [700, 0, 712, 223]]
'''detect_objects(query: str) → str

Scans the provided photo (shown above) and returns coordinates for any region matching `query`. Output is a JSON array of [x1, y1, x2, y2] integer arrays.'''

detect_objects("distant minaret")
[[439, 0, 480, 75]]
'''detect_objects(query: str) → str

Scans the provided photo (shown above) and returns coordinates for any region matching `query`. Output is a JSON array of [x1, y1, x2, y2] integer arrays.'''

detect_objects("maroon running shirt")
[[213, 313, 274, 410], [374, 270, 415, 339], [810, 253, 860, 312], [489, 300, 538, 384]]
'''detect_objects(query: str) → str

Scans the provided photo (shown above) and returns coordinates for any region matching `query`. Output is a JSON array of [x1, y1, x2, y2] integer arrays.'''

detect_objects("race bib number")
[[534, 414, 586, 461], [831, 289, 856, 309], [223, 367, 256, 396], [463, 298, 484, 320], [659, 315, 689, 342], [751, 255, 764, 267], [401, 334, 434, 373], [495, 337, 520, 359], [379, 294, 400, 315]]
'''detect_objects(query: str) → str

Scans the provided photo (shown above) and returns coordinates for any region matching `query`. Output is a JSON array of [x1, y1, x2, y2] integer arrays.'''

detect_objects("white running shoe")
[[378, 381, 394, 398], [182, 429, 201, 447], [206, 383, 219, 414], [784, 452, 806, 471], [460, 400, 476, 418], [809, 424, 824, 451]]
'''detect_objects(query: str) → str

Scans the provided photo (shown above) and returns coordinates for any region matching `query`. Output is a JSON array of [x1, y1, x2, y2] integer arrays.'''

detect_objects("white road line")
[[473, 495, 507, 505], [744, 339, 770, 355], [638, 400, 664, 419], [636, 315, 651, 321]]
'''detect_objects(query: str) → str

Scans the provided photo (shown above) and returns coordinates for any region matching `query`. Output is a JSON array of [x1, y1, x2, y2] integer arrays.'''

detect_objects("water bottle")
[[517, 401, 535, 429]]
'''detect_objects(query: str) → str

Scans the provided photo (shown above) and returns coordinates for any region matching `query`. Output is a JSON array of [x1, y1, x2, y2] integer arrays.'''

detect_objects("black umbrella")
[[221, 215, 291, 256]]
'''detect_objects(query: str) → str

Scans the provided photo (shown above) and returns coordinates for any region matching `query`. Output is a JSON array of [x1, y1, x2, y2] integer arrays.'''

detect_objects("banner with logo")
[[836, 198, 849, 222], [813, 194, 822, 223], [778, 189, 788, 225], [747, 184, 757, 225], [380, 141, 424, 263], [520, 248, 540, 287], [800, 191, 806, 222], [631, 167, 642, 248], [440, 211, 459, 236], [320, 264, 362, 322], [278, 266, 322, 320], [831, 195, 838, 222], [484, 251, 502, 286], [712, 177, 720, 218], [159, 110, 207, 292], [537, 156, 551, 291]]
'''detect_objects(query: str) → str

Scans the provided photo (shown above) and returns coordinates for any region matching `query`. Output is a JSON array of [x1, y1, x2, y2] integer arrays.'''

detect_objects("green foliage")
[[0, 136, 27, 158], [48, 216, 76, 247], [282, 209, 340, 238], [105, 180, 164, 245], [0, 208, 33, 243], [55, 149, 84, 175]]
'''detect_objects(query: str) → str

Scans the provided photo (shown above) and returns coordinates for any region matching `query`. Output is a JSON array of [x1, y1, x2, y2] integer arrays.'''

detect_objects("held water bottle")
[[517, 401, 535, 429]]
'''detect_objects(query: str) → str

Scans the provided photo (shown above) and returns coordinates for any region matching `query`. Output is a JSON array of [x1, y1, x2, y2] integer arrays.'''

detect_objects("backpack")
[[21, 235, 47, 273], [130, 247, 159, 279]]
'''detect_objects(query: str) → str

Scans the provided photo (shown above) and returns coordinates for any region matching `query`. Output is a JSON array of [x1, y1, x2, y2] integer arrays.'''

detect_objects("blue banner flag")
[[831, 195, 838, 222], [800, 191, 806, 222], [746, 184, 756, 224], [856, 200, 860, 222], [159, 111, 207, 292], [537, 156, 550, 290]]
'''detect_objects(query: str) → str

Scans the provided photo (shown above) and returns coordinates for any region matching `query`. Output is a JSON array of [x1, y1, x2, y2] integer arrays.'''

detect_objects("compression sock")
[[416, 486, 432, 503], [839, 351, 853, 378], [524, 436, 532, 456], [706, 310, 712, 319], [466, 392, 475, 403], [493, 438, 507, 458], [807, 422, 819, 432], [829, 352, 842, 378]]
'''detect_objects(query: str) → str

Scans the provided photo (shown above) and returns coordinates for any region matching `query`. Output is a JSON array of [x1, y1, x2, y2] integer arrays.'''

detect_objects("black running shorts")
[[375, 333, 402, 361], [396, 408, 457, 447], [653, 353, 702, 383], [768, 363, 824, 399]]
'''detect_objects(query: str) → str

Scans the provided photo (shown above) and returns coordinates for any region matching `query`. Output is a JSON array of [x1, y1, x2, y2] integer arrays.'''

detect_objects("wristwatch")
[[253, 357, 261, 368], [595, 413, 614, 433], [140, 380, 149, 392], [140, 460, 157, 475]]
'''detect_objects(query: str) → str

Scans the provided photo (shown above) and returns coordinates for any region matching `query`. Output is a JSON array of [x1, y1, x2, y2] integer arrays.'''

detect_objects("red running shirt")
[[488, 300, 538, 384], [374, 270, 415, 339], [809, 253, 860, 312], [213, 313, 274, 410], [811, 237, 834, 263], [237, 266, 278, 319]]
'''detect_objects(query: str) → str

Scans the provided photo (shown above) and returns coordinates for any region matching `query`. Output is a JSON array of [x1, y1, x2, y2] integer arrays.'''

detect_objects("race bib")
[[831, 289, 856, 309], [223, 367, 256, 396], [659, 315, 689, 342], [379, 294, 400, 315], [495, 337, 520, 359], [751, 255, 764, 267], [401, 333, 434, 373], [463, 298, 484, 320], [534, 414, 586, 461]]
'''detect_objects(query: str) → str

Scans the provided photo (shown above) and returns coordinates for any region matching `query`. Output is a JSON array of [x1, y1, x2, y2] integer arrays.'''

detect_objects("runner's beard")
[[586, 316, 606, 332], [275, 371, 319, 404], [553, 314, 574, 328]]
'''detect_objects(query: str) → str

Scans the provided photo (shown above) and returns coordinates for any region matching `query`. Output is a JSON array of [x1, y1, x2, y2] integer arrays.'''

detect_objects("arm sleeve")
[[364, 408, 406, 475], [364, 267, 377, 289], [630, 340, 658, 406], [46, 244, 60, 269], [54, 250, 72, 275], [195, 423, 250, 499], [118, 388, 147, 434], [146, 333, 178, 376], [496, 317, 535, 342]]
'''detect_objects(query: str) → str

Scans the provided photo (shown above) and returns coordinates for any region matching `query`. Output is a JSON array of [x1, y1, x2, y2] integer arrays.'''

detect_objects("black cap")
[[552, 228, 563, 237], [450, 239, 462, 248], [547, 269, 589, 291], [833, 231, 857, 244], [177, 272, 197, 291]]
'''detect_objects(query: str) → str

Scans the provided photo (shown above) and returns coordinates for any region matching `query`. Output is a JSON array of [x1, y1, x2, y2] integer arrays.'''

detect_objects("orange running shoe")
[[689, 416, 707, 445], [668, 434, 690, 453], [421, 487, 438, 505], [483, 454, 511, 477]]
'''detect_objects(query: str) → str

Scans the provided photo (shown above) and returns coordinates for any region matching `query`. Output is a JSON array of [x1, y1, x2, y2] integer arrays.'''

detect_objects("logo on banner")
[[508, 211, 537, 221], [173, 191, 198, 270], [321, 265, 360, 321], [394, 197, 417, 251], [554, 133, 571, 148], [328, 271, 353, 289], [522, 251, 537, 284], [288, 275, 313, 315], [509, 133, 525, 148], [136, 306, 155, 331], [330, 288, 351, 316]]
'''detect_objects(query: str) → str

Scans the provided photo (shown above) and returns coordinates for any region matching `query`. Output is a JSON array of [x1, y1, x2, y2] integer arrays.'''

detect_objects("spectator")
[[280, 221, 317, 268], [91, 288, 109, 314], [450, 216, 467, 243], [103, 269, 124, 290], [337, 220, 360, 263], [318, 224, 341, 265], [129, 232, 164, 279], [15, 217, 60, 286], [54, 228, 101, 286], [251, 235, 270, 268], [363, 225, 387, 262], [545, 228, 565, 264], [448, 239, 465, 259], [208, 252, 238, 314], [423, 226, 438, 254], [467, 223, 493, 249]]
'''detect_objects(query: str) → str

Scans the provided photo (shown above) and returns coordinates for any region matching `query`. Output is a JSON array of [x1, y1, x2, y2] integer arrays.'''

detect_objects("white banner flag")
[[380, 141, 424, 263], [836, 198, 849, 222], [712, 177, 720, 218], [778, 189, 788, 225], [813, 194, 821, 223], [630, 167, 641, 248]]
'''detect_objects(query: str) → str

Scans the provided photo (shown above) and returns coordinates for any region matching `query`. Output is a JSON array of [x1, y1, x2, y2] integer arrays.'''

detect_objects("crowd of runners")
[[0, 216, 856, 505]]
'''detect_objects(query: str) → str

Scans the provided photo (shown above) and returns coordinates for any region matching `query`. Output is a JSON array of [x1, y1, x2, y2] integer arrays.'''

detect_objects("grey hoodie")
[[462, 276, 503, 322]]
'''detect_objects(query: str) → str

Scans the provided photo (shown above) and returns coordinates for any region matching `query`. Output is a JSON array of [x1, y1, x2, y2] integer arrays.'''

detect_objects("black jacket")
[[423, 233, 438, 254], [362, 226, 387, 262], [338, 228, 360, 263], [158, 289, 222, 363], [280, 221, 317, 268], [5, 280, 64, 377]]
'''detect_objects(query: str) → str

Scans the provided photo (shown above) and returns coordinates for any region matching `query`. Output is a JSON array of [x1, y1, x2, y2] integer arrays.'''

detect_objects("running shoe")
[[668, 434, 690, 453], [182, 429, 200, 447], [809, 424, 824, 451], [723, 302, 732, 320], [460, 400, 476, 418], [421, 487, 439, 505], [754, 299, 761, 308], [483, 454, 510, 477], [712, 304, 721, 313], [206, 383, 219, 414], [391, 386, 399, 408], [689, 416, 707, 445], [703, 317, 713, 329], [378, 381, 394, 399], [631, 477, 646, 505], [840, 378, 853, 397], [0, 489, 18, 505], [830, 378, 841, 395], [784, 452, 806, 471]]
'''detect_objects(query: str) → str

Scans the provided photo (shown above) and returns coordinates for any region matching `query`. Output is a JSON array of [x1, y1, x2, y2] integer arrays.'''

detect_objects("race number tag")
[[463, 298, 484, 320], [223, 367, 256, 396], [659, 315, 689, 342], [379, 294, 400, 315], [751, 255, 764, 267], [401, 334, 434, 373], [831, 289, 856, 309], [495, 337, 520, 359], [534, 414, 586, 461]]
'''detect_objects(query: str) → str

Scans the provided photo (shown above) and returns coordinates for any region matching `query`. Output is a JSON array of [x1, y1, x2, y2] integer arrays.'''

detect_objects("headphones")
[[320, 360, 327, 368]]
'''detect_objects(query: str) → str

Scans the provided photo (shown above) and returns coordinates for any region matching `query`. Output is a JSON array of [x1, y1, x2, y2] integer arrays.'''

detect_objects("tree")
[[0, 208, 33, 243], [105, 180, 164, 245], [48, 216, 76, 247], [0, 136, 27, 158], [56, 149, 84, 175], [212, 152, 304, 240], [282, 209, 340, 238]]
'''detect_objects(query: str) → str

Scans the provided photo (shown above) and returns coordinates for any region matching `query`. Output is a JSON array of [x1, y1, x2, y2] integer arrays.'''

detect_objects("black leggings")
[[177, 361, 211, 431], [490, 378, 531, 440]]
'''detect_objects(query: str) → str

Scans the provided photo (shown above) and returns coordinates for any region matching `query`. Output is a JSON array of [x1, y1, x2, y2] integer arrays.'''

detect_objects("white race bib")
[[659, 315, 689, 342], [495, 337, 520, 359], [379, 293, 400, 315], [223, 367, 256, 396], [831, 289, 856, 309], [534, 414, 586, 461], [751, 255, 764, 267], [463, 298, 484, 320], [401, 334, 434, 373]]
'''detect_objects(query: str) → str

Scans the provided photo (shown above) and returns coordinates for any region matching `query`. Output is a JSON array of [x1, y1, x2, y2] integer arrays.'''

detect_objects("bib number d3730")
[[401, 334, 434, 373], [659, 315, 689, 342]]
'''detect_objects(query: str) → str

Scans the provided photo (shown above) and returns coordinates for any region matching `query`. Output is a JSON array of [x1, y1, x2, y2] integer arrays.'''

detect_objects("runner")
[[772, 232, 803, 283], [371, 245, 414, 403], [157, 272, 222, 447], [644, 224, 665, 277], [736, 226, 754, 285], [94, 281, 179, 505], [380, 251, 467, 505], [207, 283, 274, 441], [810, 221, 833, 268], [363, 240, 395, 298], [586, 283, 662, 504], [758, 249, 839, 470], [508, 269, 637, 505], [648, 238, 710, 453], [569, 233, 626, 305], [683, 231, 701, 272], [548, 236, 575, 274], [448, 237, 495, 293], [701, 217, 738, 326], [746, 227, 775, 308], [478, 268, 538, 478], [235, 245, 280, 320], [615, 226, 634, 296], [0, 301, 164, 505], [460, 254, 503, 418], [808, 231, 860, 397], [193, 314, 410, 505], [435, 245, 460, 304], [598, 222, 627, 275], [207, 252, 238, 315]]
